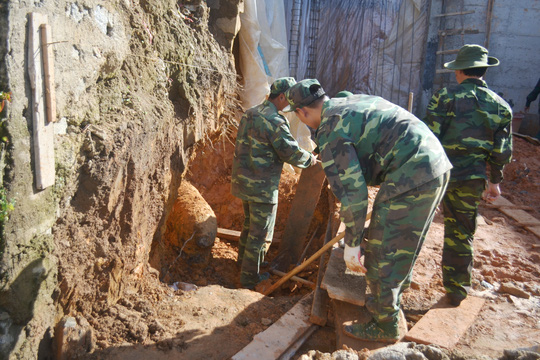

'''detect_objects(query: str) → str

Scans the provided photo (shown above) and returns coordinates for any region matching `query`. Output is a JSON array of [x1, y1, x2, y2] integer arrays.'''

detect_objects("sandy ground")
[[77, 136, 539, 359]]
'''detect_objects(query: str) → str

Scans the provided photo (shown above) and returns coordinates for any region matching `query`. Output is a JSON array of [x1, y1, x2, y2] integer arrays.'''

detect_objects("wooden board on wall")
[[28, 13, 55, 190]]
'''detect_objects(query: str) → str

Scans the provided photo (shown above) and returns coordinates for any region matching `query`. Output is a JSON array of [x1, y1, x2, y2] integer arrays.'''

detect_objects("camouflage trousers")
[[442, 179, 486, 298], [364, 171, 449, 323], [237, 201, 277, 288]]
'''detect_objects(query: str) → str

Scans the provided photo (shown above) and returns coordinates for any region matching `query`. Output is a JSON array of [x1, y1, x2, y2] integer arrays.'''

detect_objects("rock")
[[55, 316, 95, 360], [499, 282, 530, 299], [414, 344, 450, 360], [299, 350, 333, 360], [502, 349, 540, 360], [333, 349, 360, 360], [148, 319, 165, 334], [128, 320, 148, 342]]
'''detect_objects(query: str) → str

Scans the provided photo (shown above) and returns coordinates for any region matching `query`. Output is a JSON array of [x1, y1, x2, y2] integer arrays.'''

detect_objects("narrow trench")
[[142, 129, 437, 358], [146, 131, 331, 298]]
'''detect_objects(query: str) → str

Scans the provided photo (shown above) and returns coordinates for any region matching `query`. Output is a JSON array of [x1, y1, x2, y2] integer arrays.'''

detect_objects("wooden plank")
[[272, 163, 326, 271], [436, 69, 454, 74], [524, 226, 540, 238], [333, 300, 408, 351], [321, 247, 367, 306], [232, 293, 314, 360], [217, 228, 241, 241], [40, 23, 57, 123], [434, 10, 475, 17], [438, 28, 480, 37], [485, 0, 494, 48], [404, 296, 485, 348], [490, 196, 540, 238], [217, 227, 281, 243], [277, 324, 318, 360], [512, 132, 540, 145], [436, 49, 460, 55], [310, 216, 334, 326], [28, 13, 55, 190], [485, 203, 534, 211]]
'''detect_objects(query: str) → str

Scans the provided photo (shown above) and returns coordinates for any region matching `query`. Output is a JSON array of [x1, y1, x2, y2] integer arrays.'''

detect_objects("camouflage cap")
[[283, 79, 326, 112], [270, 77, 297, 95], [335, 90, 353, 98], [444, 44, 499, 70]]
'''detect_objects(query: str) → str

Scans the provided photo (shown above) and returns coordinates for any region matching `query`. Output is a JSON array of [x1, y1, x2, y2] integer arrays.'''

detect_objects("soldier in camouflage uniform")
[[231, 77, 317, 289], [423, 44, 513, 306], [284, 79, 452, 343]]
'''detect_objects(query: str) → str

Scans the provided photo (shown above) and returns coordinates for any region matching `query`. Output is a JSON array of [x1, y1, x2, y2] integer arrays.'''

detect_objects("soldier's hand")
[[483, 181, 501, 203], [310, 153, 319, 167], [344, 244, 367, 274]]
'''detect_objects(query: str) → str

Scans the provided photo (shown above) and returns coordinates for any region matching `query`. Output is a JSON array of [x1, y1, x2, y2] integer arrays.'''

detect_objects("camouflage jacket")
[[316, 95, 452, 247], [231, 99, 313, 204], [423, 78, 512, 184]]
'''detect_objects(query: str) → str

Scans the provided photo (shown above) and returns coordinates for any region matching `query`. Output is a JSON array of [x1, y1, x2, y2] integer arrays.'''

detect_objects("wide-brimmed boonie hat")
[[270, 77, 297, 95], [283, 79, 326, 112], [444, 44, 499, 70]]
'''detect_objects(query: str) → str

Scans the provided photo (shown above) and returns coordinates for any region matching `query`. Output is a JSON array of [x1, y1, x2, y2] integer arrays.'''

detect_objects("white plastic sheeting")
[[237, 0, 316, 171], [238, 0, 315, 172], [285, 0, 428, 112], [237, 0, 290, 108]]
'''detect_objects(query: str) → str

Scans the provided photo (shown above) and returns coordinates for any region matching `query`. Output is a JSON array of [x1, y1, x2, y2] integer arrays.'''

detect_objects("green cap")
[[270, 77, 297, 95], [444, 44, 499, 70], [283, 79, 326, 112], [335, 90, 353, 98]]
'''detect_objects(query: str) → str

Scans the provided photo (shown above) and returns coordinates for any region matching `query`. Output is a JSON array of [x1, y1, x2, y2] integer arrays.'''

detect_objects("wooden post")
[[309, 216, 334, 326], [407, 92, 414, 113], [485, 0, 494, 48], [272, 163, 326, 272]]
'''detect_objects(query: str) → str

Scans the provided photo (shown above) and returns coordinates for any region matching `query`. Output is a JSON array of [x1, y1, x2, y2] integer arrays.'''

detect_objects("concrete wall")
[[487, 1, 540, 110], [430, 0, 540, 112], [1, 2, 131, 357]]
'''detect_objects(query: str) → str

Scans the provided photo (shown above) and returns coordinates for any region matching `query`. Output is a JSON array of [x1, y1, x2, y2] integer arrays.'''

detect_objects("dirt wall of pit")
[[0, 1, 242, 358]]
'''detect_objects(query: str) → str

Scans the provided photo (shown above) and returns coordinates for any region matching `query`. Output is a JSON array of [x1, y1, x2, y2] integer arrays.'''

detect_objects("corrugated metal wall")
[[285, 0, 429, 112]]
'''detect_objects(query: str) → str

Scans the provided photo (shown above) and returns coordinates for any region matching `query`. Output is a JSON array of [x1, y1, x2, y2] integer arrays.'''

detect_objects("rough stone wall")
[[0, 1, 240, 358]]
